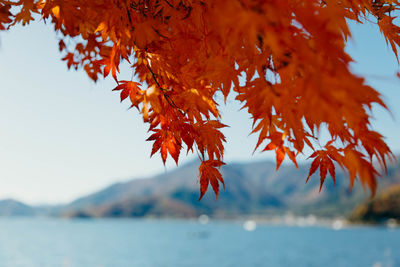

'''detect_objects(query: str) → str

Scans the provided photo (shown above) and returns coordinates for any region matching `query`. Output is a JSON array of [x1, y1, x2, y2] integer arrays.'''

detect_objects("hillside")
[[59, 158, 400, 218], [1, 157, 398, 219], [0, 199, 36, 216], [350, 183, 400, 224]]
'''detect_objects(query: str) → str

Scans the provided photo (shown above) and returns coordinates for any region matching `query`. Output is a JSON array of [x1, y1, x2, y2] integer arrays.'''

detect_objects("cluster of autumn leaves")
[[1, 0, 398, 199]]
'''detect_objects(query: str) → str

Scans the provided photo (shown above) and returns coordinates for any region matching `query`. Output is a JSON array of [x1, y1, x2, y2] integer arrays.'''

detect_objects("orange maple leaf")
[[306, 150, 337, 192], [198, 160, 225, 200]]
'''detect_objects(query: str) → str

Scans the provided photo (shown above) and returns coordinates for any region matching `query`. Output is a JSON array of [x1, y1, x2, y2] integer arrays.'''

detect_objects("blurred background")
[[0, 17, 399, 267]]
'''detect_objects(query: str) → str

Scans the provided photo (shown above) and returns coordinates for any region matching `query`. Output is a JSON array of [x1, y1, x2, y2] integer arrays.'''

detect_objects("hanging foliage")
[[0, 0, 397, 199]]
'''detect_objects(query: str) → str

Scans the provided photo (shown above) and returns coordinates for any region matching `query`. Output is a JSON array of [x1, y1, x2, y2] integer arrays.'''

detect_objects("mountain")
[[59, 157, 400, 218], [1, 157, 398, 218], [0, 199, 36, 216], [350, 183, 400, 224]]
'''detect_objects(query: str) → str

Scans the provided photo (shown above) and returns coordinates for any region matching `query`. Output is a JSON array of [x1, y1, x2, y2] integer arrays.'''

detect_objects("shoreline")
[[1, 214, 398, 229]]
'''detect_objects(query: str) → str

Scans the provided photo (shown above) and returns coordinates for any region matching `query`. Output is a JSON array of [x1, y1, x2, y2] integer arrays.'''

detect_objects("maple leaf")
[[306, 150, 338, 192], [112, 80, 142, 105], [198, 160, 225, 200], [378, 15, 400, 59], [262, 132, 298, 170], [0, 4, 12, 31], [342, 148, 381, 196], [194, 120, 227, 161], [61, 53, 77, 70], [147, 129, 181, 165]]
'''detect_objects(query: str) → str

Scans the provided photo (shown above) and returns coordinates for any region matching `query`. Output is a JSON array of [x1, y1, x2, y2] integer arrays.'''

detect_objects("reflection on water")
[[0, 218, 398, 267], [243, 220, 256, 231], [187, 231, 210, 239], [198, 214, 209, 225]]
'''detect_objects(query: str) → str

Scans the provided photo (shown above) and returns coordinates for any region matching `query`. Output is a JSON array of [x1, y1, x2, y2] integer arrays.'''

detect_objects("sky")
[[0, 19, 399, 205]]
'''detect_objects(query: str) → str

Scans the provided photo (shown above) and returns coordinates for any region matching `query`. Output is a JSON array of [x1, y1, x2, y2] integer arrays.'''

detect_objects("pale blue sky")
[[0, 20, 399, 204]]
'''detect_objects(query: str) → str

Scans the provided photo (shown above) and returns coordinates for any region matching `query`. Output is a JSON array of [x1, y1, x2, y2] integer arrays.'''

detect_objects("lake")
[[0, 218, 398, 267]]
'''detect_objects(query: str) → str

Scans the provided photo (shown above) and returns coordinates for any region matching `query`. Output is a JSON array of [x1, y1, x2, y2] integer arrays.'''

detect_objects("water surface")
[[0, 218, 398, 267]]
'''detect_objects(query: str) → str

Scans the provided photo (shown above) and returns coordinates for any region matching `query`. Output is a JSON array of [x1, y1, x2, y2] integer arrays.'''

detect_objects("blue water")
[[0, 218, 398, 267]]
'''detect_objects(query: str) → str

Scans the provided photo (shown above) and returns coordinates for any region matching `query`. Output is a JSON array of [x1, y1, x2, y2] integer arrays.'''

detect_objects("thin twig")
[[146, 64, 185, 114]]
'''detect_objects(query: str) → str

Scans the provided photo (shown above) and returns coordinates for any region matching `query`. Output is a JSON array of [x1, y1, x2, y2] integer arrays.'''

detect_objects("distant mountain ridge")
[[0, 199, 36, 216], [59, 157, 400, 218], [1, 157, 399, 218]]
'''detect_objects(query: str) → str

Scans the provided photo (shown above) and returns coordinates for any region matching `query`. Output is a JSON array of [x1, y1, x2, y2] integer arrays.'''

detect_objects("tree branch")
[[146, 64, 185, 114]]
